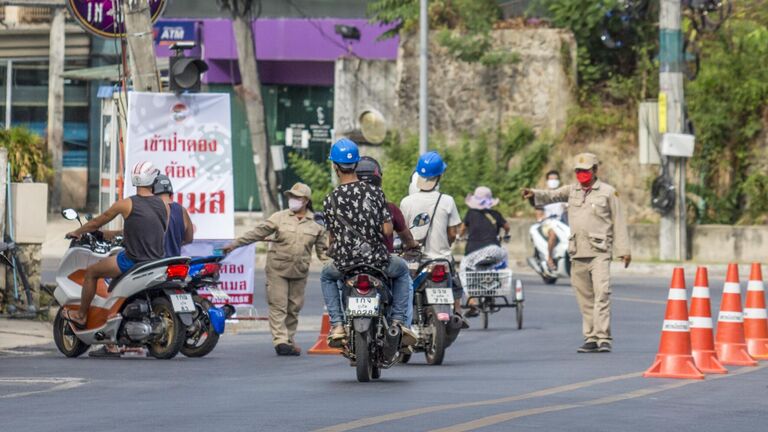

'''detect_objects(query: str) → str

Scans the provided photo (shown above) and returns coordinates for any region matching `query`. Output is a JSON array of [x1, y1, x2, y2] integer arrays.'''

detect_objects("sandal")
[[61, 309, 86, 330], [88, 345, 122, 358]]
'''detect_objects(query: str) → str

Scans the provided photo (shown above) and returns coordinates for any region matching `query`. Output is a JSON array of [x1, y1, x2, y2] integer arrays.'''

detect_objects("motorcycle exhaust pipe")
[[383, 325, 401, 360], [448, 314, 463, 331]]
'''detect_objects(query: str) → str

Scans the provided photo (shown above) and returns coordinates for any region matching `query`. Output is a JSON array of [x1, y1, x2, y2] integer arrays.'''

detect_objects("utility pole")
[[659, 0, 686, 261], [418, 0, 428, 155], [123, 0, 161, 92], [46, 7, 65, 210]]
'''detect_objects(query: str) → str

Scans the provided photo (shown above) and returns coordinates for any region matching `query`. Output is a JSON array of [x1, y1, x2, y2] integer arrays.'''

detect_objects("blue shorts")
[[116, 251, 135, 273]]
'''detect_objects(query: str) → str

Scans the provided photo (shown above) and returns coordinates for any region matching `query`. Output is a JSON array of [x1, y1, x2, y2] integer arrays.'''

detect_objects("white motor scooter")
[[527, 217, 571, 285], [52, 209, 194, 359]]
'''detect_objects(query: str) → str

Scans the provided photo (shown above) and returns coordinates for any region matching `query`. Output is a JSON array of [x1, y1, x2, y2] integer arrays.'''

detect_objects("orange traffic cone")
[[744, 263, 768, 360], [689, 267, 727, 374], [714, 264, 758, 366], [644, 268, 704, 380], [308, 311, 342, 355]]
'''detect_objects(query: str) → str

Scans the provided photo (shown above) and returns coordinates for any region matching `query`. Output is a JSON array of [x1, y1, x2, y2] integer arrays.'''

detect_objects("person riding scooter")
[[153, 174, 194, 257], [319, 138, 416, 348], [399, 151, 466, 325], [62, 161, 169, 329], [535, 170, 567, 271]]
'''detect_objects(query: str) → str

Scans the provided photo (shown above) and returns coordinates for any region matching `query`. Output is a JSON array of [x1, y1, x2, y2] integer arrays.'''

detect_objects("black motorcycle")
[[340, 265, 402, 382], [401, 250, 463, 365]]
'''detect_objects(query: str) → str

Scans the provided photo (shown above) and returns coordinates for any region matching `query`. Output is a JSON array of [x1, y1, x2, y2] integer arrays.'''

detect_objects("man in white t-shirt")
[[536, 170, 567, 270], [400, 151, 464, 318]]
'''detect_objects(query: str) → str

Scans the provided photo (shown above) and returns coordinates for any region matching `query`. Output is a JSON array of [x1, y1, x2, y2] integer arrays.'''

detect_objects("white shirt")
[[400, 191, 462, 260], [544, 202, 565, 219]]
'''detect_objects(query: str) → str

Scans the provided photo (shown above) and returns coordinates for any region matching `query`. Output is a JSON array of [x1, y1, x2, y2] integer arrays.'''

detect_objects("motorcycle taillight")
[[166, 264, 189, 280], [356, 274, 371, 295], [431, 264, 447, 283], [202, 263, 220, 278]]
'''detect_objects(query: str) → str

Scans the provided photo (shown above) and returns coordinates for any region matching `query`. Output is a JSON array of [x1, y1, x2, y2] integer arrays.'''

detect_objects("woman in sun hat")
[[460, 186, 510, 255]]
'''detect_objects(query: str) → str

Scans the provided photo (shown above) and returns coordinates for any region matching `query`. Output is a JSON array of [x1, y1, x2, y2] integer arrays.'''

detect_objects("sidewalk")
[[0, 318, 52, 350]]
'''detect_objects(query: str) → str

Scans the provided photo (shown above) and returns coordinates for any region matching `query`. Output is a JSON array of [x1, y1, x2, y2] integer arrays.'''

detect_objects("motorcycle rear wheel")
[[148, 297, 185, 360], [424, 311, 446, 365], [53, 309, 90, 358], [355, 332, 373, 382], [180, 296, 220, 358]]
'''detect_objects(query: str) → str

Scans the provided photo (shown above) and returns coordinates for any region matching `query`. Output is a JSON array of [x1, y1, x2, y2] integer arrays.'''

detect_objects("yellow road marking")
[[430, 364, 768, 432], [313, 372, 640, 432], [526, 287, 667, 305]]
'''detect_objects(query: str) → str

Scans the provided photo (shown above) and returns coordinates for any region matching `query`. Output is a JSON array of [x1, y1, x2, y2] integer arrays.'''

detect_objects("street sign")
[[67, 0, 167, 39]]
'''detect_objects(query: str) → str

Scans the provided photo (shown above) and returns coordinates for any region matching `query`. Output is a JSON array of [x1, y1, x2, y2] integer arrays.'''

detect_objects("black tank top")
[[124, 195, 168, 263]]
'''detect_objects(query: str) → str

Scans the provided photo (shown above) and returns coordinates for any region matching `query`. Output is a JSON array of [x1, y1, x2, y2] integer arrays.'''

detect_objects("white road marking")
[[0, 377, 88, 399]]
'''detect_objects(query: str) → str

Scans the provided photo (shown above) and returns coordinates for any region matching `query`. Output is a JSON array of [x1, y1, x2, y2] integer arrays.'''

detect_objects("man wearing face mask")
[[523, 153, 630, 354], [223, 183, 328, 356], [536, 170, 566, 271]]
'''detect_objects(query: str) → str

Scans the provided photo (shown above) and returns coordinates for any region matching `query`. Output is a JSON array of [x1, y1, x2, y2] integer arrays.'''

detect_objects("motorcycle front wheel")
[[53, 309, 90, 358], [180, 296, 220, 358], [147, 297, 185, 359], [355, 332, 373, 382]]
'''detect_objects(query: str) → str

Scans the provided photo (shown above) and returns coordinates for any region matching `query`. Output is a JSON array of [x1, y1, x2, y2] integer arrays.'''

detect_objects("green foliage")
[[287, 152, 333, 207], [381, 121, 549, 216], [368, 0, 516, 66], [0, 127, 52, 182], [686, 19, 768, 223], [564, 102, 634, 139]]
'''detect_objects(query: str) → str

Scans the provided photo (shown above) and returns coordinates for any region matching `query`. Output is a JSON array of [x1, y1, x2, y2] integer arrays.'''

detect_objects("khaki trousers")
[[265, 269, 308, 346], [570, 255, 612, 344]]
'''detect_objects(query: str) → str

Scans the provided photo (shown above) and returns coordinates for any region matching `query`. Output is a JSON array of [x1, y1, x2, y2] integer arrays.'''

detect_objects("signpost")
[[66, 0, 166, 38]]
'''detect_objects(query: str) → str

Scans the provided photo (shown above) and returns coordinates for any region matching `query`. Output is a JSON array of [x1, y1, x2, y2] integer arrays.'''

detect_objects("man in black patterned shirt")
[[320, 138, 415, 347]]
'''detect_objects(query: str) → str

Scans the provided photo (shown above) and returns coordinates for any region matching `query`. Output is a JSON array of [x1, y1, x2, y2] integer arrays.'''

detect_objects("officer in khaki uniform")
[[224, 183, 328, 356], [523, 153, 631, 353]]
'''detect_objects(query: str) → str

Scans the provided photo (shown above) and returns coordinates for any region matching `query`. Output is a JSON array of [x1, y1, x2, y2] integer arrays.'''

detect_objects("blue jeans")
[[321, 256, 412, 326]]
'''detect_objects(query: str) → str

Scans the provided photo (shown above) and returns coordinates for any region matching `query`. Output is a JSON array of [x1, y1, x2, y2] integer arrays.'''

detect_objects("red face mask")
[[576, 170, 593, 186]]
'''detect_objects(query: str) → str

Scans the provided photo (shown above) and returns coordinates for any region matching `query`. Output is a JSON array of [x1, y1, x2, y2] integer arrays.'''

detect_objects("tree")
[[217, 0, 279, 216]]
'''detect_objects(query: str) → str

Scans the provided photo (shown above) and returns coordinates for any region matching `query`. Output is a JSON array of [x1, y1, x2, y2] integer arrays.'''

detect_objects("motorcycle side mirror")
[[410, 213, 430, 228], [313, 213, 326, 227], [61, 208, 81, 225], [84, 213, 94, 221]]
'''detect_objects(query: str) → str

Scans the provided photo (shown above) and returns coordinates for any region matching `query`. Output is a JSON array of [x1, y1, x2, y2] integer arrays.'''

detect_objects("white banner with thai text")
[[181, 241, 256, 307], [124, 91, 234, 239]]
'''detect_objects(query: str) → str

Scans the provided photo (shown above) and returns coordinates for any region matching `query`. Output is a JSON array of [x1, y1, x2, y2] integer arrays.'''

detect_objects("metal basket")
[[460, 269, 513, 298]]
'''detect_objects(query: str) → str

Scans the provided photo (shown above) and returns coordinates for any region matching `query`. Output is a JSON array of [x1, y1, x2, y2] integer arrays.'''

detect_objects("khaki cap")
[[574, 153, 599, 170], [284, 182, 312, 199]]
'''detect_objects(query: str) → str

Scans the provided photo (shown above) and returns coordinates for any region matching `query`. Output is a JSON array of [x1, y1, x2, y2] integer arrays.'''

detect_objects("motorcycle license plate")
[[426, 288, 453, 304], [206, 287, 230, 301], [348, 297, 379, 316], [170, 294, 195, 313]]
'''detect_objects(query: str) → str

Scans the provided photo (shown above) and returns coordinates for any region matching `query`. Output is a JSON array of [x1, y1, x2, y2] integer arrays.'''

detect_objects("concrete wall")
[[499, 219, 768, 263], [333, 58, 398, 138], [395, 28, 576, 143]]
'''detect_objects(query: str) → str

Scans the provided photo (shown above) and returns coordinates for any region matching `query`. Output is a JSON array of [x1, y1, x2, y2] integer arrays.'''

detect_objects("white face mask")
[[288, 198, 305, 212], [547, 179, 560, 189]]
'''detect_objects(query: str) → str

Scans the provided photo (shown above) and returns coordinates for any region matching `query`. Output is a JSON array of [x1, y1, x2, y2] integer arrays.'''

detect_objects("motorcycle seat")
[[108, 256, 190, 292]]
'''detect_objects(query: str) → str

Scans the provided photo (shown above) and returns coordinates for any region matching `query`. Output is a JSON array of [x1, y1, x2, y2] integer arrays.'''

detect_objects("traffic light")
[[169, 42, 208, 93]]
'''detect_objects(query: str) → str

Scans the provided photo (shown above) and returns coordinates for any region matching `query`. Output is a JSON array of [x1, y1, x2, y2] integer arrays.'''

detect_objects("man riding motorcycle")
[[355, 156, 420, 326], [62, 161, 168, 329], [399, 151, 466, 324], [319, 139, 416, 347]]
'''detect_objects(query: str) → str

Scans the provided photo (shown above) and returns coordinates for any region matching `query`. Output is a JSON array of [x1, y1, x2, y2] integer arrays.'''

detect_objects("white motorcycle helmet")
[[131, 161, 160, 187]]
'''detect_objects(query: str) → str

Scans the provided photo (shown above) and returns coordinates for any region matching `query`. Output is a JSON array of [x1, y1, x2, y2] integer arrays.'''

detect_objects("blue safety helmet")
[[415, 151, 447, 178], [328, 138, 361, 164]]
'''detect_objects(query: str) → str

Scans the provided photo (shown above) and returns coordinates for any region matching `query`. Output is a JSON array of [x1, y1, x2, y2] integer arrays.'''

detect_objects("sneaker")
[[598, 342, 612, 353], [275, 343, 301, 356], [577, 342, 599, 353], [327, 325, 346, 348], [391, 320, 418, 346]]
